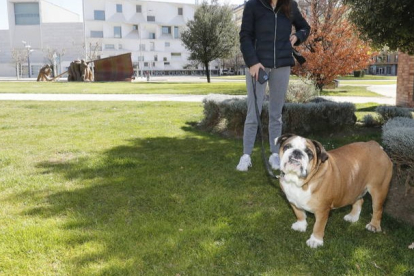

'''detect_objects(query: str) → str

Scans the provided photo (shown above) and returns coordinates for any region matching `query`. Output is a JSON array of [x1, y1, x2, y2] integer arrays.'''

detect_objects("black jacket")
[[239, 0, 310, 68]]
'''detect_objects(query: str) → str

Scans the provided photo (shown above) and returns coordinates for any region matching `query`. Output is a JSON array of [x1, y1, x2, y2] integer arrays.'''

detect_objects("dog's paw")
[[306, 234, 324, 248], [366, 223, 382, 233], [344, 213, 360, 223], [291, 220, 307, 232]]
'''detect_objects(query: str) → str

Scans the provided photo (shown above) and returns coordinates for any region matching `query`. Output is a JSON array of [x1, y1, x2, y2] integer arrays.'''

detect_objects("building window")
[[119, 44, 123, 50], [133, 25, 138, 30], [149, 33, 156, 39], [165, 42, 170, 47], [14, 3, 40, 25], [150, 42, 155, 51], [91, 31, 104, 38], [154, 55, 158, 61], [136, 5, 142, 13], [94, 10, 105, 20], [138, 56, 144, 61], [164, 62, 170, 66], [105, 44, 115, 50], [147, 16, 155, 22], [144, 62, 149, 67], [174, 27, 179, 39], [178, 7, 183, 15], [116, 4, 122, 13], [162, 26, 171, 35], [114, 26, 122, 38], [163, 57, 168, 61], [139, 44, 146, 51], [171, 53, 181, 57]]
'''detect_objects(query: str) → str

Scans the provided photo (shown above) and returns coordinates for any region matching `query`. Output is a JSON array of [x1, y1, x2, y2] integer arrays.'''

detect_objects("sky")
[[0, 0, 244, 30]]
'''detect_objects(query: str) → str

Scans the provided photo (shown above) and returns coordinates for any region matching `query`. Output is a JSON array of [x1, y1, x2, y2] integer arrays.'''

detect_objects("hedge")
[[382, 117, 414, 187], [200, 95, 356, 137]]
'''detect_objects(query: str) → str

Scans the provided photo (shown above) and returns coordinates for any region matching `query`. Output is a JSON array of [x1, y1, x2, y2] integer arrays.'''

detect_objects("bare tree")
[[11, 48, 28, 79], [43, 46, 66, 76], [85, 42, 102, 62]]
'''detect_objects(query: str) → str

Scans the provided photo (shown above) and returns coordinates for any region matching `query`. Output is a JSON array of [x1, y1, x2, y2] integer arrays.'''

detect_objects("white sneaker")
[[236, 154, 252, 171], [269, 153, 280, 170]]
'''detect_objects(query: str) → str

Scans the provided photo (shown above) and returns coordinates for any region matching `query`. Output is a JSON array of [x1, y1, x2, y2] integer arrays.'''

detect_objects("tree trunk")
[[204, 62, 211, 83], [16, 63, 19, 80], [317, 84, 323, 92]]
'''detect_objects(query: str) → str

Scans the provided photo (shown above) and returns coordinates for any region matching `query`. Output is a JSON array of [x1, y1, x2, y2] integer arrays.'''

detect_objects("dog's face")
[[275, 134, 328, 186]]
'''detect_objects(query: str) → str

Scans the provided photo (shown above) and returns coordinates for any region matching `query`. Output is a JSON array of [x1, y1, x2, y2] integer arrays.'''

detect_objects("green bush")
[[382, 117, 414, 162], [353, 70, 365, 77], [285, 81, 319, 103], [282, 101, 356, 134], [376, 105, 413, 121], [382, 117, 414, 185], [200, 96, 356, 137], [200, 99, 222, 131], [219, 97, 248, 137], [362, 113, 384, 127]]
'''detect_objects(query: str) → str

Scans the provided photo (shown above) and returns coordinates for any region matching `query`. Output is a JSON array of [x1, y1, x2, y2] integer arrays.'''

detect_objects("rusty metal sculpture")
[[36, 64, 52, 81], [67, 59, 94, 82]]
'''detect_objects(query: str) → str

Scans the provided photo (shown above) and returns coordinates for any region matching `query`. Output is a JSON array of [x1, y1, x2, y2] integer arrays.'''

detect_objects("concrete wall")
[[41, 23, 85, 73]]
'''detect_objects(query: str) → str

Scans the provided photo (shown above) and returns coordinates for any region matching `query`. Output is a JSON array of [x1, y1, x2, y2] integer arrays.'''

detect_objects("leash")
[[252, 76, 280, 188]]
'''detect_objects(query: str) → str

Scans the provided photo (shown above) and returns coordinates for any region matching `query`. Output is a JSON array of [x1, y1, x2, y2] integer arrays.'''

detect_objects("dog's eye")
[[305, 149, 314, 160], [283, 145, 291, 151]]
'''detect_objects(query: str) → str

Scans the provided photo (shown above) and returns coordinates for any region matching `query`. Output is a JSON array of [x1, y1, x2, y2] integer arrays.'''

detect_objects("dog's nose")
[[292, 149, 303, 159]]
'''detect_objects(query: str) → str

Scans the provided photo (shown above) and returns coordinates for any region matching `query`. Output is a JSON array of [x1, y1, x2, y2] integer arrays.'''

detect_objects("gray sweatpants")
[[243, 66, 290, 155]]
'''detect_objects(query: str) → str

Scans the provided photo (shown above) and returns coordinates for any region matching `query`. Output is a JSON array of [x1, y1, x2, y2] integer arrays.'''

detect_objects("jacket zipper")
[[274, 12, 278, 68], [259, 0, 281, 68], [274, 7, 281, 68]]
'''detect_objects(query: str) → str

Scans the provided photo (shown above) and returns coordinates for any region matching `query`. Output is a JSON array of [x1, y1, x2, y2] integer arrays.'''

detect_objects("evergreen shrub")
[[382, 117, 414, 184], [362, 113, 383, 127], [200, 95, 356, 137], [376, 105, 413, 121]]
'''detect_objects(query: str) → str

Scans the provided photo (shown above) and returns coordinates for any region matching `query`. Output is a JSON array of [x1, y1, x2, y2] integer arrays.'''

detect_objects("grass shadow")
[[9, 130, 414, 274]]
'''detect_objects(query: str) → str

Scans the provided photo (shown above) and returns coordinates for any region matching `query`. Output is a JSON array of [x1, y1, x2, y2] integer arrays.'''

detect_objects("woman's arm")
[[291, 0, 311, 46], [239, 0, 260, 68]]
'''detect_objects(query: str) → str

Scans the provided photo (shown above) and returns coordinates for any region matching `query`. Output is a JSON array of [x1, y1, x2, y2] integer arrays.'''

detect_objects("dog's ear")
[[275, 133, 295, 147], [312, 140, 329, 163]]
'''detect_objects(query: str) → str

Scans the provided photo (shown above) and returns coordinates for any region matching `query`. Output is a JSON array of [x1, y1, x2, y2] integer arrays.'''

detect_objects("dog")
[[275, 134, 393, 248]]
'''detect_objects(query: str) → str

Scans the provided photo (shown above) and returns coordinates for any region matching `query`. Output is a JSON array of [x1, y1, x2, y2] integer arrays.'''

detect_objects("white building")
[[1, 0, 84, 78], [0, 0, 220, 78], [83, 0, 204, 77]]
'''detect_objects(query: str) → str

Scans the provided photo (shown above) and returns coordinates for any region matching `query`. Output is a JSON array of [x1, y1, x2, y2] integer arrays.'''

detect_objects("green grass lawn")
[[339, 80, 397, 86], [338, 75, 397, 81], [321, 86, 382, 97], [0, 81, 387, 98], [0, 101, 412, 275], [0, 81, 247, 95]]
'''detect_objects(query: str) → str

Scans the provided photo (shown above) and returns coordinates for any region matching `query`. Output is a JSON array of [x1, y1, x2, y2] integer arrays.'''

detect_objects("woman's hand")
[[290, 34, 298, 46], [249, 63, 265, 81]]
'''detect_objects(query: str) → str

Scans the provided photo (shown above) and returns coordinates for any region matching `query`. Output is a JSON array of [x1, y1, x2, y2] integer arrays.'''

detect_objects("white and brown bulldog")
[[275, 134, 393, 248]]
